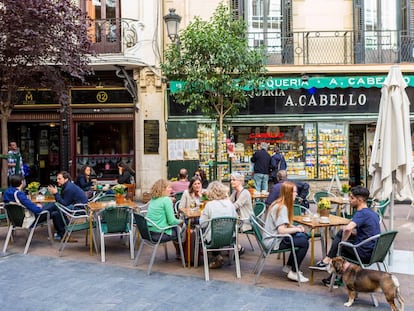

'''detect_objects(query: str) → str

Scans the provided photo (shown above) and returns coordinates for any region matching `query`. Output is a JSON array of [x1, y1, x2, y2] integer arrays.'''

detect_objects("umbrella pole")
[[388, 188, 395, 266]]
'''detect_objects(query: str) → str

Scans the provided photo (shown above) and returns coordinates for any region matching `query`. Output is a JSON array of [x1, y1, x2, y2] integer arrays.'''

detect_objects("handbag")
[[14, 191, 36, 229]]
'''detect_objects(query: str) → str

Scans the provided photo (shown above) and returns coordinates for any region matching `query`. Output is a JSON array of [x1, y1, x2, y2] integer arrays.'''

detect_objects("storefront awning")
[[169, 75, 414, 93]]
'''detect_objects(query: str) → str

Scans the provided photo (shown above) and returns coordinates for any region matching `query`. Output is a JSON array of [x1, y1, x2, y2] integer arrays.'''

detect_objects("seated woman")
[[263, 181, 310, 283], [178, 176, 203, 210], [229, 172, 253, 232], [229, 172, 252, 255], [199, 181, 238, 269], [146, 179, 184, 259], [194, 168, 209, 189], [3, 174, 47, 226], [116, 161, 135, 184], [76, 165, 97, 193]]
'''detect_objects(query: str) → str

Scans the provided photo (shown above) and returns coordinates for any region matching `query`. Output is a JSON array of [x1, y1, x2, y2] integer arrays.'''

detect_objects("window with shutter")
[[232, 0, 292, 64]]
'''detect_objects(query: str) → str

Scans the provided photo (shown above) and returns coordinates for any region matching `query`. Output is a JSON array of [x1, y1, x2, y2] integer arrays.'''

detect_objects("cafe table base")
[[292, 214, 350, 284]]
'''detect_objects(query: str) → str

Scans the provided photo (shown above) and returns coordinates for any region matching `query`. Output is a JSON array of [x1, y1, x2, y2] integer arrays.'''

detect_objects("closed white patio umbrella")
[[368, 65, 414, 262]]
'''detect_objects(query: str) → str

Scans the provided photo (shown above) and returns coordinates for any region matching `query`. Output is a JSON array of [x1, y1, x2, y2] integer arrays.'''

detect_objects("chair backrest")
[[253, 202, 265, 217], [374, 198, 391, 217], [313, 191, 336, 203], [100, 206, 131, 233], [208, 217, 237, 249], [133, 213, 153, 242], [93, 194, 116, 202], [174, 191, 183, 201], [368, 230, 398, 265], [174, 200, 181, 216], [249, 215, 267, 251], [4, 203, 25, 227]]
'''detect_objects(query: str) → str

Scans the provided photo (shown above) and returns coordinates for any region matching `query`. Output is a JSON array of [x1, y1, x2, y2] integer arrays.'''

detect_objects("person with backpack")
[[270, 146, 287, 183]]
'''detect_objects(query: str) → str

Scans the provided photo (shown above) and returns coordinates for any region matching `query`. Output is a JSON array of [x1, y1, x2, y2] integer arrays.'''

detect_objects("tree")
[[0, 0, 92, 187], [161, 3, 266, 133]]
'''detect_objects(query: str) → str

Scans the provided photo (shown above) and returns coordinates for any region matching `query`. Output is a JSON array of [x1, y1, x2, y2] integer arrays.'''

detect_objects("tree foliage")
[[0, 0, 93, 186], [161, 3, 266, 132]]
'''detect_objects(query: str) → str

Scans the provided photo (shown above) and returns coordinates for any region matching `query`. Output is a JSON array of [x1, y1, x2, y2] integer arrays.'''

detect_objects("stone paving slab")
[[0, 254, 407, 311]]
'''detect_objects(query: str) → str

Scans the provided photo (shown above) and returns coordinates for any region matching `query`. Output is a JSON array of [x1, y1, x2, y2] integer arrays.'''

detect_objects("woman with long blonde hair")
[[263, 181, 310, 282]]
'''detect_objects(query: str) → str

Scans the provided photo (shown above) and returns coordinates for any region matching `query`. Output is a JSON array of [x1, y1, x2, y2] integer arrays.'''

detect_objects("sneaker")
[[282, 265, 292, 274], [287, 270, 309, 283], [322, 276, 342, 289], [309, 260, 330, 271], [54, 233, 61, 241]]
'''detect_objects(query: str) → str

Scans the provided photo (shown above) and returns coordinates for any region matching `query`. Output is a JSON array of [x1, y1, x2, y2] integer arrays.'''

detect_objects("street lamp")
[[163, 8, 181, 44]]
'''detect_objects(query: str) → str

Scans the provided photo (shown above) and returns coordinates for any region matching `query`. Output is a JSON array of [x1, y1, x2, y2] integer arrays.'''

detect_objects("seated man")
[[44, 171, 88, 241], [309, 185, 380, 287], [265, 170, 287, 206], [171, 168, 190, 194], [3, 174, 47, 226]]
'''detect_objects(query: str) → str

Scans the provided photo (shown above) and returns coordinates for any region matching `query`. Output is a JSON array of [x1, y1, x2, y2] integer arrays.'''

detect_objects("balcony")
[[89, 18, 143, 54], [248, 30, 414, 65]]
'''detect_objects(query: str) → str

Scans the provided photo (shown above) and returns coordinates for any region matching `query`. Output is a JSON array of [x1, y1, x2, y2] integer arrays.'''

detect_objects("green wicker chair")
[[243, 201, 266, 251], [330, 230, 398, 306], [199, 217, 240, 281], [96, 205, 134, 262], [2, 202, 53, 254], [250, 215, 301, 286], [371, 198, 391, 230], [133, 212, 185, 275], [55, 202, 97, 257]]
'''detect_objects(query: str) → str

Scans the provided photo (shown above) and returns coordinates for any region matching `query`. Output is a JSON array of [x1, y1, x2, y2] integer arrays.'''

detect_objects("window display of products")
[[198, 122, 349, 180], [305, 123, 349, 179], [197, 123, 349, 181]]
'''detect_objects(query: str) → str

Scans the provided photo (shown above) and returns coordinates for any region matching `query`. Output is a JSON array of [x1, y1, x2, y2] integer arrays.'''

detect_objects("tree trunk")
[[1, 113, 9, 188]]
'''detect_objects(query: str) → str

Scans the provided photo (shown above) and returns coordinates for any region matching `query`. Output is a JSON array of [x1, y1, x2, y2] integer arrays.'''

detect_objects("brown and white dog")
[[330, 257, 404, 311]]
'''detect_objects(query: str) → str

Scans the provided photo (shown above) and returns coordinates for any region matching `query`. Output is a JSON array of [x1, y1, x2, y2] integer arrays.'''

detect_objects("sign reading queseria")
[[169, 75, 414, 93]]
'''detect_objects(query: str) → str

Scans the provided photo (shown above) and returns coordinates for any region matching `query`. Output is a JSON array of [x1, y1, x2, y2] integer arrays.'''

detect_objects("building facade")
[[5, 0, 414, 196], [166, 0, 414, 192]]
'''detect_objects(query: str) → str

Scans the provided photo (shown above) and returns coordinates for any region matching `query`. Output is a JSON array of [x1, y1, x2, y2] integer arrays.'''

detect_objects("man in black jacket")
[[251, 142, 271, 192]]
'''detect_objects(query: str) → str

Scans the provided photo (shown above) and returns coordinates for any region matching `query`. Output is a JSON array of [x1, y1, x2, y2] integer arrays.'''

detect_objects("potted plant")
[[246, 179, 256, 195], [317, 197, 332, 217], [26, 181, 40, 198], [112, 184, 127, 204], [341, 184, 351, 199]]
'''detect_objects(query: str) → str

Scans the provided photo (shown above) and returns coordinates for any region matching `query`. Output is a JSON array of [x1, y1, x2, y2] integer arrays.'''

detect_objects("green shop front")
[[167, 75, 414, 189]]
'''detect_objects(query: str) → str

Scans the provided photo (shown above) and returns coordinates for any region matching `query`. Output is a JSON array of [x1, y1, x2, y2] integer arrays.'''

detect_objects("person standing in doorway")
[[251, 142, 271, 192], [7, 140, 24, 177]]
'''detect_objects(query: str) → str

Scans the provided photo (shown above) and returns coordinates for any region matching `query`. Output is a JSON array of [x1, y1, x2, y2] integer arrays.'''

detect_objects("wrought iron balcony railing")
[[247, 30, 414, 65], [89, 18, 143, 54]]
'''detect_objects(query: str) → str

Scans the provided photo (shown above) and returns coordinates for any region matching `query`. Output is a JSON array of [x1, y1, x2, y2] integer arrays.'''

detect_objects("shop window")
[[75, 121, 134, 180]]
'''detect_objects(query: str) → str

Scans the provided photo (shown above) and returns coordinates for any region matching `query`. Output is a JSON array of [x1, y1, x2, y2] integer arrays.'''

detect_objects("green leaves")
[[162, 3, 266, 131]]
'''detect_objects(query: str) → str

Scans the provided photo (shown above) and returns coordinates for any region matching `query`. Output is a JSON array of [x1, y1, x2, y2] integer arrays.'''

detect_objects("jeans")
[[253, 173, 269, 192], [279, 233, 309, 272]]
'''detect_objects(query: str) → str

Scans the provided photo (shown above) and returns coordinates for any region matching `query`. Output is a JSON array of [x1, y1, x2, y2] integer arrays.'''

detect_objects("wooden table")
[[30, 196, 56, 204], [328, 197, 351, 216], [179, 207, 201, 268], [292, 214, 350, 284], [251, 192, 269, 203], [88, 199, 138, 255]]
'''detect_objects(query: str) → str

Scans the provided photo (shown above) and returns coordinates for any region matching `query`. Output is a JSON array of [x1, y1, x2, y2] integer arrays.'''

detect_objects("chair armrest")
[[144, 216, 181, 232], [337, 233, 381, 266]]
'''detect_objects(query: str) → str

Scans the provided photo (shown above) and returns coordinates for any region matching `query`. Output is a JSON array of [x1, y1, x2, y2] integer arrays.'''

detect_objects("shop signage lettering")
[[249, 132, 285, 139], [246, 89, 285, 98], [285, 94, 367, 107], [170, 74, 414, 93]]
